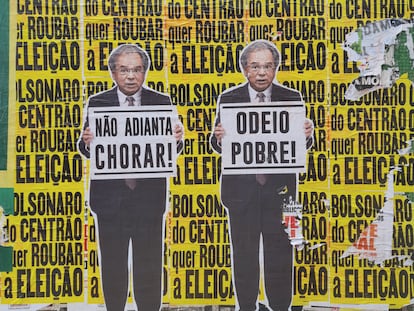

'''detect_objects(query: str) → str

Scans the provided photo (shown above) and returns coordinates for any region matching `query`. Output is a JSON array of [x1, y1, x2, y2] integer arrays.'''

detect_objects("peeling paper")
[[282, 197, 307, 249], [341, 168, 398, 264], [342, 19, 414, 100]]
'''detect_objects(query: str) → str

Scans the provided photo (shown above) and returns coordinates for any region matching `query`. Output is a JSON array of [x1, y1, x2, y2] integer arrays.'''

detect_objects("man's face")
[[112, 52, 146, 95], [243, 49, 276, 92]]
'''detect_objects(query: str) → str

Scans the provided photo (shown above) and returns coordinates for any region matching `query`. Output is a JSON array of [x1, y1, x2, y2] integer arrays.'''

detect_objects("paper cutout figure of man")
[[78, 44, 183, 311], [211, 40, 313, 311]]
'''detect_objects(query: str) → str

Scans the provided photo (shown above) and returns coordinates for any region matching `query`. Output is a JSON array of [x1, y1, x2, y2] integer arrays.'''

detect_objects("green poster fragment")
[[0, 188, 13, 215], [0, 246, 12, 272]]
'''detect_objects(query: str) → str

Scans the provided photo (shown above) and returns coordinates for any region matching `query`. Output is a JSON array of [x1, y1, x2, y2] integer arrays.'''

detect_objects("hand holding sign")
[[173, 122, 184, 141], [213, 123, 225, 145], [81, 127, 94, 147]]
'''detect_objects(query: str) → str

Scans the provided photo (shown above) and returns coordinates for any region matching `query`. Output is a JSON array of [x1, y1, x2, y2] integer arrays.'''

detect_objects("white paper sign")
[[89, 106, 179, 180], [220, 101, 306, 175]]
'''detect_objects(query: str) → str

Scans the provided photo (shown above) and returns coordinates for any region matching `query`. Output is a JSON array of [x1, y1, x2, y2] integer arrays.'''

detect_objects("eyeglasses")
[[247, 64, 276, 73], [118, 67, 145, 76]]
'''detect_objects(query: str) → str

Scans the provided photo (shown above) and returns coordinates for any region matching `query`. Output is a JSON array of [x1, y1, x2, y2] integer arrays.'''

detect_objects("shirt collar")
[[248, 84, 272, 103], [117, 89, 142, 106]]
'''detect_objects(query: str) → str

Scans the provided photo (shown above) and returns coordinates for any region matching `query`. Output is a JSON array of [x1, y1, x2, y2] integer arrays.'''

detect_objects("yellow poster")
[[0, 0, 413, 310]]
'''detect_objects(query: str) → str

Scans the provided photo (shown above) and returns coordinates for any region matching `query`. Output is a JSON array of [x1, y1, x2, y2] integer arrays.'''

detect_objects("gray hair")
[[240, 40, 280, 70], [108, 44, 150, 72]]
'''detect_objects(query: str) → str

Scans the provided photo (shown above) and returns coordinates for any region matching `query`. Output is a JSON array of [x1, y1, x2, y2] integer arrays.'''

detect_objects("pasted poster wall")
[[0, 0, 413, 310]]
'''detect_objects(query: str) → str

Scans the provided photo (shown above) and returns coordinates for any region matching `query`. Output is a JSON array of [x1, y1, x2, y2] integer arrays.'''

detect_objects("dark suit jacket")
[[211, 82, 303, 208], [78, 86, 177, 214]]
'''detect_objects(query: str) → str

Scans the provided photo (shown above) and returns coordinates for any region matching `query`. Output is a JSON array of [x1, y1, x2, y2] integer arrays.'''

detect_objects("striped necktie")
[[257, 92, 266, 102], [256, 92, 267, 185], [126, 96, 135, 106], [125, 96, 137, 189]]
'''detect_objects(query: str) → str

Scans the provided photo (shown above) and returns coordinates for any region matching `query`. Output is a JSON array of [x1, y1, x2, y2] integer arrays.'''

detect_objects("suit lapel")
[[106, 87, 120, 106], [270, 84, 280, 102], [229, 83, 250, 103], [240, 84, 250, 102]]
